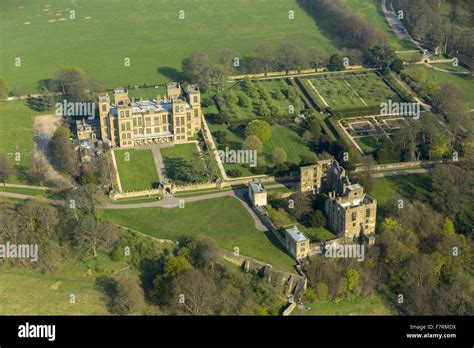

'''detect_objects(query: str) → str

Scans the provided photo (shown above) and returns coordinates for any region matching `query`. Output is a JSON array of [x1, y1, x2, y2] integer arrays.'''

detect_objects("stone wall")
[[352, 159, 445, 173]]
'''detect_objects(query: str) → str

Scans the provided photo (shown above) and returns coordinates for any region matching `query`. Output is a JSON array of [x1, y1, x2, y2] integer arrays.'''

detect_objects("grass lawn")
[[209, 122, 315, 177], [430, 62, 471, 73], [396, 50, 423, 63], [292, 294, 392, 315], [0, 100, 53, 183], [307, 72, 401, 110], [101, 197, 297, 272], [0, 0, 338, 94], [355, 136, 388, 155], [0, 185, 59, 199], [405, 65, 474, 109], [114, 149, 159, 192], [371, 173, 432, 222], [160, 143, 199, 161], [298, 224, 337, 242], [0, 255, 130, 315], [342, 0, 417, 51]]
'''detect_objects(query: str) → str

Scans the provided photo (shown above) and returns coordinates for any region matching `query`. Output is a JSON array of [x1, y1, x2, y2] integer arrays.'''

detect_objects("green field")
[[371, 173, 432, 223], [0, 0, 338, 95], [293, 294, 392, 315], [209, 122, 315, 176], [114, 149, 159, 192], [0, 185, 58, 199], [223, 79, 301, 120], [405, 65, 474, 109], [306, 73, 401, 110], [160, 143, 199, 161], [342, 0, 417, 51], [396, 50, 423, 63], [0, 100, 53, 183], [0, 255, 129, 315], [101, 197, 297, 272]]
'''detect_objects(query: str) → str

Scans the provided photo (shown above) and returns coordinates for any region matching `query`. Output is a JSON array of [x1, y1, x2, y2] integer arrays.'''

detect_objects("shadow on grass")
[[157, 67, 183, 82]]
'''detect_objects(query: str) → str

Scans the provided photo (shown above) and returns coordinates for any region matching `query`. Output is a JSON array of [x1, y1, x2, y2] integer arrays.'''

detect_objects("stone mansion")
[[96, 83, 203, 148]]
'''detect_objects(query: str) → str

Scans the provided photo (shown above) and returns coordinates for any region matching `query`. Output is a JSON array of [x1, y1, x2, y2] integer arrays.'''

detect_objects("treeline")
[[393, 0, 474, 59], [299, 0, 388, 52], [0, 184, 117, 273]]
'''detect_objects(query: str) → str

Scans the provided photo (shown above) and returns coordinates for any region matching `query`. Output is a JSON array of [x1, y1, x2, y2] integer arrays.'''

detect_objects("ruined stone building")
[[300, 159, 377, 243]]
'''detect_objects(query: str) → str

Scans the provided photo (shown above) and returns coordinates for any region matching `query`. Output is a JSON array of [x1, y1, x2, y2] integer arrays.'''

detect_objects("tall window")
[[351, 212, 357, 221]]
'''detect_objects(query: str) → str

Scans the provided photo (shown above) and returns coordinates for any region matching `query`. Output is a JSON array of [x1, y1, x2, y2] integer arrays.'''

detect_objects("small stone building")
[[284, 226, 310, 260], [249, 182, 267, 207]]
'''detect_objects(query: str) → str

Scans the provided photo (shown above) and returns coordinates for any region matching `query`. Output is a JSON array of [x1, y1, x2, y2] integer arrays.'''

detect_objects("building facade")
[[300, 159, 351, 195], [98, 83, 202, 148], [249, 182, 267, 207], [284, 226, 310, 260], [325, 183, 377, 242]]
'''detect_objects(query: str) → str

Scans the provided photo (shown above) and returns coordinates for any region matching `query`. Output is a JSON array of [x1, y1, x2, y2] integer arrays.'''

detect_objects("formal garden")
[[303, 72, 403, 111]]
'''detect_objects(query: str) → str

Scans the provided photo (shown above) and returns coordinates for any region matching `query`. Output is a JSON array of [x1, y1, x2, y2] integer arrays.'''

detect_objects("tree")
[[51, 68, 90, 102], [255, 43, 276, 76], [0, 77, 9, 100], [237, 93, 250, 108], [220, 49, 237, 77], [302, 130, 314, 144], [272, 147, 287, 164], [0, 154, 13, 184], [74, 216, 119, 257], [327, 54, 345, 71], [276, 43, 307, 74], [289, 192, 312, 221], [243, 135, 263, 153], [50, 126, 79, 176], [308, 210, 327, 228], [244, 120, 272, 142], [28, 156, 47, 186], [181, 52, 212, 89], [68, 183, 104, 217], [346, 268, 360, 292], [309, 119, 322, 143], [307, 48, 328, 72], [315, 282, 329, 302], [189, 239, 219, 269], [110, 275, 145, 315], [365, 45, 396, 70], [390, 59, 404, 74], [171, 268, 218, 315]]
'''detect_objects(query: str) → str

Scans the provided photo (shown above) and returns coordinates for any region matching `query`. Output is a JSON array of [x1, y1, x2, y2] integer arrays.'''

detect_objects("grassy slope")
[[342, 0, 417, 51], [101, 197, 297, 272], [371, 173, 432, 224], [0, 0, 338, 94], [293, 294, 392, 315], [114, 149, 159, 192], [405, 65, 474, 109], [0, 255, 128, 315], [0, 100, 54, 183]]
